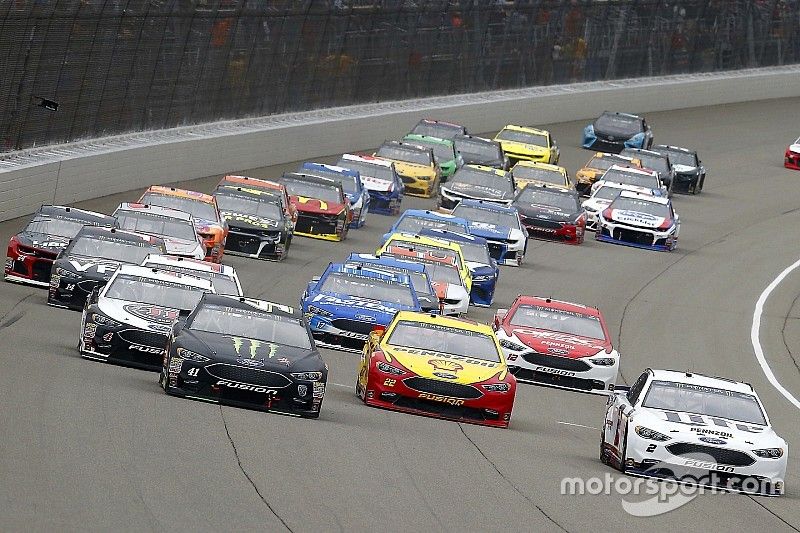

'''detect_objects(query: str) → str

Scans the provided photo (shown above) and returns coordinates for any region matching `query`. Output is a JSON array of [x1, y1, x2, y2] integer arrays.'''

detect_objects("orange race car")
[[137, 186, 227, 262], [217, 175, 298, 228], [574, 152, 641, 196]]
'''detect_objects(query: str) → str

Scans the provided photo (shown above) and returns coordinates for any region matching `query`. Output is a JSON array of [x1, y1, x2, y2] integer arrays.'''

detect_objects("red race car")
[[275, 172, 352, 241], [785, 136, 800, 170]]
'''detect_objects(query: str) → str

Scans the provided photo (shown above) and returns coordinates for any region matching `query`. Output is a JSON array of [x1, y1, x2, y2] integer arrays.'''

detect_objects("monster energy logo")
[[229, 337, 278, 359]]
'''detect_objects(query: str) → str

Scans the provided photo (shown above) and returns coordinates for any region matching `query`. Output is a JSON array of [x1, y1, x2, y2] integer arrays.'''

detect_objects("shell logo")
[[427, 359, 463, 373]]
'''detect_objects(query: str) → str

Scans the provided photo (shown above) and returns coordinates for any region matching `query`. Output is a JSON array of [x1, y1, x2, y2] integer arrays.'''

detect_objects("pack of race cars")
[[4, 113, 789, 496]]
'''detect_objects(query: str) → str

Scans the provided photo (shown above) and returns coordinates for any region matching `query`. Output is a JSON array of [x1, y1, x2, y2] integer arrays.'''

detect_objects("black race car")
[[79, 264, 213, 370], [651, 144, 705, 194], [582, 111, 653, 153], [161, 293, 328, 418], [620, 147, 675, 194], [214, 185, 293, 260], [453, 134, 509, 170], [512, 185, 586, 245], [409, 118, 468, 140], [5, 205, 116, 287], [48, 226, 166, 310], [438, 165, 515, 212]]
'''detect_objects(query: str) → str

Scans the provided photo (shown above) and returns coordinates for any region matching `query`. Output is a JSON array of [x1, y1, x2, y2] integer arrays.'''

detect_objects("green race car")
[[402, 134, 462, 181]]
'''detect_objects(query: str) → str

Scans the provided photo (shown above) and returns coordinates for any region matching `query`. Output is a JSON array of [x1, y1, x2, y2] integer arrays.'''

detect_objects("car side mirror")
[[311, 276, 320, 283]]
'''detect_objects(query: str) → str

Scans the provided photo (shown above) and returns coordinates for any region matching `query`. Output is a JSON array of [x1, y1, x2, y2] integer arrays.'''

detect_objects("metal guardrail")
[[2, 0, 798, 153]]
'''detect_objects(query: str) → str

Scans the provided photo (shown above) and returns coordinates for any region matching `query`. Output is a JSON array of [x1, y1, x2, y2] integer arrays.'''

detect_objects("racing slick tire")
[[616, 425, 629, 473], [600, 432, 610, 466]]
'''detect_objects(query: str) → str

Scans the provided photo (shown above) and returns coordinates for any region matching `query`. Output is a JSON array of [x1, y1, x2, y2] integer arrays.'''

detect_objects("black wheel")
[[600, 431, 610, 465], [617, 425, 629, 473]]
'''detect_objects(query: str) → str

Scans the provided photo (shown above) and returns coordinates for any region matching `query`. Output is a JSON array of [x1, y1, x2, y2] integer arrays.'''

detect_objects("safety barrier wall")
[[2, 0, 799, 152], [1, 65, 799, 223]]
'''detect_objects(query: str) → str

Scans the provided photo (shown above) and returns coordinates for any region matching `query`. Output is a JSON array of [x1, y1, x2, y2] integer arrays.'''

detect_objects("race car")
[[493, 296, 618, 393], [402, 134, 461, 180], [275, 172, 352, 241], [591, 165, 666, 197], [5, 205, 115, 287], [381, 210, 469, 244], [582, 111, 653, 152], [453, 134, 509, 170], [785, 136, 800, 170], [377, 232, 472, 294], [379, 245, 469, 316], [409, 118, 468, 140], [78, 264, 213, 370], [213, 186, 293, 260], [48, 226, 166, 310], [161, 294, 328, 418], [337, 154, 404, 216], [452, 200, 527, 267], [651, 144, 706, 194], [595, 190, 680, 251], [620, 147, 675, 194], [439, 165, 515, 212], [113, 203, 206, 260], [141, 254, 243, 296], [575, 152, 641, 196], [137, 186, 227, 262], [356, 311, 516, 428], [300, 162, 370, 228], [511, 161, 572, 191], [601, 369, 787, 496], [217, 175, 297, 228], [374, 140, 440, 198], [344, 253, 439, 314], [512, 185, 586, 245], [301, 263, 420, 352], [494, 125, 559, 166], [582, 182, 656, 231], [419, 228, 498, 307]]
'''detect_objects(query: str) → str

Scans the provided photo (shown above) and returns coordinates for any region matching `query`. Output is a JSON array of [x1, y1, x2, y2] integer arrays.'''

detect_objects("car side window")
[[627, 372, 649, 405]]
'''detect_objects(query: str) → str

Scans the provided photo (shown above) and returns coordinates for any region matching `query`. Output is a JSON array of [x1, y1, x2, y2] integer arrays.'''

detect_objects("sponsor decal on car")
[[129, 343, 165, 355], [534, 365, 576, 377], [230, 337, 279, 359], [215, 380, 277, 395], [418, 392, 464, 406]]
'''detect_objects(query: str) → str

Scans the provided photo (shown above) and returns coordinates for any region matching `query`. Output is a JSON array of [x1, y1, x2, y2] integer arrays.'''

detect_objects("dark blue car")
[[582, 111, 653, 153], [451, 200, 528, 267]]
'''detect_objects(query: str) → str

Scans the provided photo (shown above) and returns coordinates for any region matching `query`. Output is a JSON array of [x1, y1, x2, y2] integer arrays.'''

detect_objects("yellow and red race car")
[[574, 152, 641, 196], [373, 140, 440, 198], [511, 161, 572, 191], [356, 311, 516, 428], [137, 186, 227, 262]]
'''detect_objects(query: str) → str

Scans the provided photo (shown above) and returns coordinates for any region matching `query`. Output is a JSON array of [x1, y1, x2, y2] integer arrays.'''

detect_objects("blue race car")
[[336, 154, 404, 216], [300, 162, 370, 228], [451, 199, 528, 267], [582, 111, 653, 153], [380, 209, 469, 244], [343, 253, 439, 314], [301, 263, 420, 352], [419, 228, 498, 307]]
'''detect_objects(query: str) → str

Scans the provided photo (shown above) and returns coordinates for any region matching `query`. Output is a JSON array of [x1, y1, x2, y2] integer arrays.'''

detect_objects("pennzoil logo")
[[229, 337, 278, 359]]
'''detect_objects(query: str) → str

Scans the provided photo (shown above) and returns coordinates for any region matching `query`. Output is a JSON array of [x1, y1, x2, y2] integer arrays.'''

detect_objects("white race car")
[[591, 164, 666, 197], [582, 182, 655, 231], [493, 295, 619, 393], [595, 190, 680, 251], [114, 203, 206, 260], [141, 254, 243, 296], [601, 369, 788, 496]]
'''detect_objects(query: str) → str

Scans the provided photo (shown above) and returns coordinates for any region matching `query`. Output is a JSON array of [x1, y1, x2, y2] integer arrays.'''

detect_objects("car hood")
[[307, 292, 412, 319], [466, 222, 513, 240], [609, 209, 666, 228], [635, 408, 783, 448], [162, 237, 202, 255], [361, 175, 394, 193], [460, 153, 503, 168], [515, 203, 578, 222], [98, 297, 182, 332], [444, 182, 513, 201], [498, 140, 548, 155], [790, 143, 800, 153], [382, 345, 505, 384], [221, 211, 282, 230], [392, 161, 434, 177], [181, 330, 322, 370], [59, 256, 123, 281], [290, 196, 346, 216], [503, 325, 610, 358], [15, 231, 71, 254]]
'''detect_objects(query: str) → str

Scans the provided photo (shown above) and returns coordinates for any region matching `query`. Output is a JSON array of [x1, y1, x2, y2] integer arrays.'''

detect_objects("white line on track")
[[556, 421, 599, 431], [330, 382, 352, 389], [751, 257, 800, 411]]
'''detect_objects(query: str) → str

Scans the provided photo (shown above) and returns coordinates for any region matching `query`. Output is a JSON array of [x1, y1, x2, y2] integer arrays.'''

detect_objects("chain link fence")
[[2, 0, 798, 152]]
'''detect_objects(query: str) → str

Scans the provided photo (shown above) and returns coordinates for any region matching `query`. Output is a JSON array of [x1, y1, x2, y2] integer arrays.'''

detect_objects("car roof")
[[340, 153, 395, 168], [399, 209, 468, 224], [601, 111, 642, 119], [648, 369, 754, 394], [200, 293, 300, 318], [141, 254, 237, 276], [513, 295, 600, 316], [416, 118, 464, 128], [382, 245, 458, 267], [461, 164, 509, 177], [607, 164, 658, 176], [453, 133, 495, 144], [419, 228, 488, 246], [457, 199, 518, 213], [327, 263, 411, 285], [391, 310, 491, 335], [593, 182, 655, 195], [403, 134, 453, 147], [35, 205, 115, 223], [114, 264, 214, 290], [380, 140, 433, 154], [143, 186, 215, 203], [500, 124, 549, 135], [115, 202, 193, 221], [617, 190, 670, 204], [623, 148, 666, 159], [301, 162, 360, 178], [220, 175, 286, 191], [279, 172, 342, 188], [74, 225, 162, 244], [346, 253, 427, 273]]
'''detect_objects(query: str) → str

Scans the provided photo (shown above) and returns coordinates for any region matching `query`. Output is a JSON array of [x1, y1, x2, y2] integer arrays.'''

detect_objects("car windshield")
[[594, 114, 642, 136], [337, 159, 394, 182], [610, 196, 670, 218], [634, 154, 670, 174], [141, 262, 240, 296], [116, 211, 197, 242], [496, 129, 548, 147], [70, 236, 162, 264], [387, 320, 500, 362], [642, 380, 767, 426], [515, 188, 579, 212], [320, 272, 415, 307], [25, 218, 89, 238], [451, 168, 513, 193], [657, 149, 697, 167], [454, 136, 502, 161], [385, 241, 462, 269], [411, 121, 463, 139], [440, 240, 490, 265], [602, 168, 660, 189], [282, 179, 341, 203], [453, 205, 518, 228], [592, 186, 625, 201], [407, 139, 454, 162], [513, 166, 565, 185], [139, 193, 218, 222], [383, 253, 462, 286], [190, 303, 312, 349], [376, 145, 432, 166], [510, 304, 606, 340], [304, 168, 358, 194], [347, 264, 433, 296], [587, 155, 635, 171], [104, 273, 206, 310], [215, 192, 283, 220], [395, 215, 466, 234]]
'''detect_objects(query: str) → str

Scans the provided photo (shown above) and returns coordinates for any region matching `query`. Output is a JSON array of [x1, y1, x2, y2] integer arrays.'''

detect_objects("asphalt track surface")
[[2, 98, 800, 533]]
